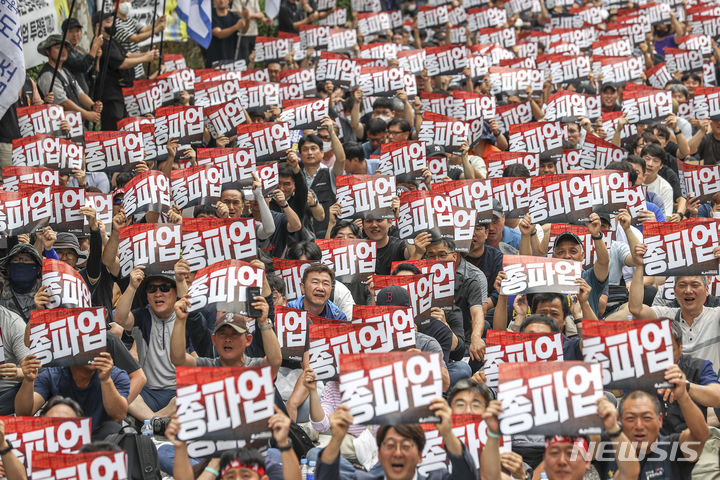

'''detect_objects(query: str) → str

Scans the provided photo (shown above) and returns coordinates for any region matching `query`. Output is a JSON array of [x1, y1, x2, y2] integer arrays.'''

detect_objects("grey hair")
[[668, 84, 689, 100]]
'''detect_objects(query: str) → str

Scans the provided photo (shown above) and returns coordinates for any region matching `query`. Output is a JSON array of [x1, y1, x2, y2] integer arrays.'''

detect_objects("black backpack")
[[105, 426, 162, 480]]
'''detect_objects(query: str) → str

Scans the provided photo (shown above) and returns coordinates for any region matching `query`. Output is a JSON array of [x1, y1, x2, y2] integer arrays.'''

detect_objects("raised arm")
[[627, 244, 657, 319], [115, 266, 144, 331], [170, 296, 197, 367]]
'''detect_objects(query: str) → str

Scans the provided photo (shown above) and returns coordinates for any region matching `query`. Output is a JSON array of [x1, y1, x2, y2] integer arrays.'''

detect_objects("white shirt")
[[644, 175, 674, 218], [652, 305, 720, 370]]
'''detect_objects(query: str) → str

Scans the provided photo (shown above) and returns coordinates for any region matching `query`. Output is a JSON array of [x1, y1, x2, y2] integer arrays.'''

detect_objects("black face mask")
[[104, 25, 116, 36]]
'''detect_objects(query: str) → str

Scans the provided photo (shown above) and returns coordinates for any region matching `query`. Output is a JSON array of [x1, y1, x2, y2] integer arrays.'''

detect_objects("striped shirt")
[[653, 306, 720, 372], [114, 17, 145, 80]]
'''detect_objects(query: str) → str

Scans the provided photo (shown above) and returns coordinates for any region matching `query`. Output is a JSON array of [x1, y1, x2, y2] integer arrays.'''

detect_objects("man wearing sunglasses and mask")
[[114, 261, 193, 432]]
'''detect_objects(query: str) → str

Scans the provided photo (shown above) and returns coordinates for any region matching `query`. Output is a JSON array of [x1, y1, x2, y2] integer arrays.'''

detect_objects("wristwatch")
[[591, 233, 604, 240], [258, 322, 273, 331], [276, 439, 293, 452], [603, 423, 623, 440], [686, 380, 691, 392]]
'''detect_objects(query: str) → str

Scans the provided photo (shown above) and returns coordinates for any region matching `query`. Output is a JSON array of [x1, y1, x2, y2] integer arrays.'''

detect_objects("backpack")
[[105, 426, 162, 480]]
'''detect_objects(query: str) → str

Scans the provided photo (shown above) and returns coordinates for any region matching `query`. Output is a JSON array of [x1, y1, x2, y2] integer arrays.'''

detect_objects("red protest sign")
[[528, 173, 594, 224], [491, 177, 532, 219], [0, 416, 92, 475], [85, 131, 145, 173], [196, 148, 256, 193], [397, 190, 454, 242], [338, 351, 443, 425], [181, 218, 256, 272], [417, 111, 469, 153], [41, 258, 92, 310], [500, 255, 583, 295], [677, 160, 720, 203], [278, 98, 329, 130], [118, 223, 181, 278], [122, 170, 172, 216], [274, 258, 313, 302], [508, 121, 566, 161], [204, 97, 247, 139], [275, 306, 335, 363], [0, 189, 52, 236], [643, 219, 720, 276], [12, 134, 83, 173], [583, 318, 674, 390], [484, 330, 564, 388], [176, 366, 275, 442], [236, 122, 291, 163], [432, 179, 494, 224], [587, 169, 630, 216], [497, 361, 604, 436], [350, 305, 417, 351], [170, 165, 223, 209], [622, 87, 672, 124], [495, 102, 533, 134], [122, 81, 163, 116], [316, 238, 376, 284], [378, 141, 427, 182], [2, 166, 58, 192], [336, 174, 396, 220], [187, 259, 265, 315], [484, 151, 539, 178], [488, 66, 544, 96], [390, 260, 455, 311], [17, 104, 64, 137], [29, 307, 106, 367], [373, 273, 433, 326], [358, 67, 406, 97], [33, 451, 128, 480]]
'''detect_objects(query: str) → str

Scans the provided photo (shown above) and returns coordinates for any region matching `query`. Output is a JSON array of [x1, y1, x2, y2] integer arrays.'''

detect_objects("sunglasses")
[[146, 283, 173, 293]]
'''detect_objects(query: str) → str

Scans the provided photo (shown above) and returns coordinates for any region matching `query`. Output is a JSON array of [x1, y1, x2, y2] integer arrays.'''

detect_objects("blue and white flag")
[[0, 0, 26, 118], [177, 0, 212, 49]]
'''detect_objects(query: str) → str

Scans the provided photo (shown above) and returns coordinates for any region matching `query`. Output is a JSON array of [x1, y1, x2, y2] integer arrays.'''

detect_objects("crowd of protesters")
[[1, 0, 720, 478]]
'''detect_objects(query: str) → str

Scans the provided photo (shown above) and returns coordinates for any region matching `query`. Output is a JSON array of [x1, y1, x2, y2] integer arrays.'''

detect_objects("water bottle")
[[307, 460, 316, 480], [141, 419, 153, 437], [540, 473, 549, 479], [300, 458, 308, 480]]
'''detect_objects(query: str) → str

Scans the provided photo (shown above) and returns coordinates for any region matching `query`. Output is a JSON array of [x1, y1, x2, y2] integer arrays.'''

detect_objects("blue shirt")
[[34, 366, 130, 431], [583, 266, 608, 316], [502, 226, 521, 250], [287, 296, 348, 321]]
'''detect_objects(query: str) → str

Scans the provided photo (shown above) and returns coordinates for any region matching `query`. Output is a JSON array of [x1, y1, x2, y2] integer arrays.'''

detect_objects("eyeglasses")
[[426, 251, 454, 260], [381, 439, 416, 453], [388, 129, 404, 135], [146, 283, 174, 293]]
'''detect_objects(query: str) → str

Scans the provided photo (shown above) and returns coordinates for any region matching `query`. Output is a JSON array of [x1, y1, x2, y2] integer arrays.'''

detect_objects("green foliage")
[[26, 64, 44, 83], [258, 0, 277, 37]]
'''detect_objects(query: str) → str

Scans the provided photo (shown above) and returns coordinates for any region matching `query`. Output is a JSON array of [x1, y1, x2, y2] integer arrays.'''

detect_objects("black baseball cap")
[[375, 286, 411, 307], [61, 17, 82, 33], [555, 232, 583, 246]]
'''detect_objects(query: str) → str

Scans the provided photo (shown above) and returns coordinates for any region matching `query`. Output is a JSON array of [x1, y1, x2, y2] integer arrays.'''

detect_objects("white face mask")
[[118, 2, 131, 15], [375, 114, 392, 124], [712, 211, 720, 219], [322, 141, 332, 153]]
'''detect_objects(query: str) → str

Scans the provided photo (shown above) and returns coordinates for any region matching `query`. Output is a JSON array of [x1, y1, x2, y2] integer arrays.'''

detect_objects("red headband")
[[545, 435, 589, 455], [221, 459, 266, 478]]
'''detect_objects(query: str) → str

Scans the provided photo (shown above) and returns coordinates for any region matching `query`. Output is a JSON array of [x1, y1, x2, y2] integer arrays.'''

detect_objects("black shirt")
[[97, 38, 131, 101], [594, 433, 693, 480], [696, 134, 720, 165], [205, 9, 241, 68], [466, 244, 503, 309], [278, 0, 306, 34], [375, 236, 407, 275]]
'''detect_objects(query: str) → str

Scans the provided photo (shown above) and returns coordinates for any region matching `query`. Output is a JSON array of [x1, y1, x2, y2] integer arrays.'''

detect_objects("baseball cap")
[[426, 145, 446, 158], [214, 312, 248, 334], [556, 231, 583, 246], [375, 286, 411, 307], [601, 83, 617, 92], [492, 199, 503, 218], [61, 17, 82, 33]]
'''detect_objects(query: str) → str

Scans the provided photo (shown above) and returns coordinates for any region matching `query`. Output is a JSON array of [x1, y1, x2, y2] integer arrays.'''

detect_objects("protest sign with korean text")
[[497, 361, 604, 436], [431, 179, 494, 224], [122, 81, 163, 116], [204, 97, 247, 139], [587, 169, 630, 215], [84, 131, 145, 173], [509, 121, 566, 162], [196, 148, 256, 194], [643, 220, 720, 276], [491, 177, 532, 219], [17, 105, 64, 137], [0, 188, 52, 236], [176, 366, 275, 442], [32, 451, 128, 480], [692, 86, 720, 120], [338, 351, 443, 425], [0, 416, 92, 476], [373, 273, 433, 326], [274, 306, 336, 363], [677, 160, 720, 203], [12, 134, 83, 174], [378, 141, 427, 183], [390, 260, 455, 311], [621, 88, 672, 124], [2, 166, 58, 192], [582, 318, 673, 390], [336, 174, 396, 220], [187, 260, 265, 316], [500, 255, 582, 295], [419, 414, 512, 476], [483, 330, 564, 388], [170, 166, 222, 209], [236, 122, 291, 163], [484, 151, 539, 178], [578, 133, 628, 170], [28, 307, 106, 367], [316, 238, 376, 284], [417, 112, 468, 153], [42, 259, 92, 309], [278, 98, 329, 130], [24, 185, 85, 234], [488, 66, 544, 96], [350, 305, 417, 351], [528, 173, 594, 224], [121, 170, 172, 217], [181, 218, 256, 272], [274, 258, 313, 302], [118, 223, 181, 278], [397, 190, 454, 243]]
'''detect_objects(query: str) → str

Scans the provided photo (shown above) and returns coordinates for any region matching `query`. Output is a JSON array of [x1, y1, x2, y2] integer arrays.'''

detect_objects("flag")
[[0, 0, 26, 119], [177, 0, 212, 49]]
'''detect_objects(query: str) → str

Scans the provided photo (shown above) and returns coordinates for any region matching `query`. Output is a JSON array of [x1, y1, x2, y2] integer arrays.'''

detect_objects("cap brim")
[[214, 322, 248, 334]]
